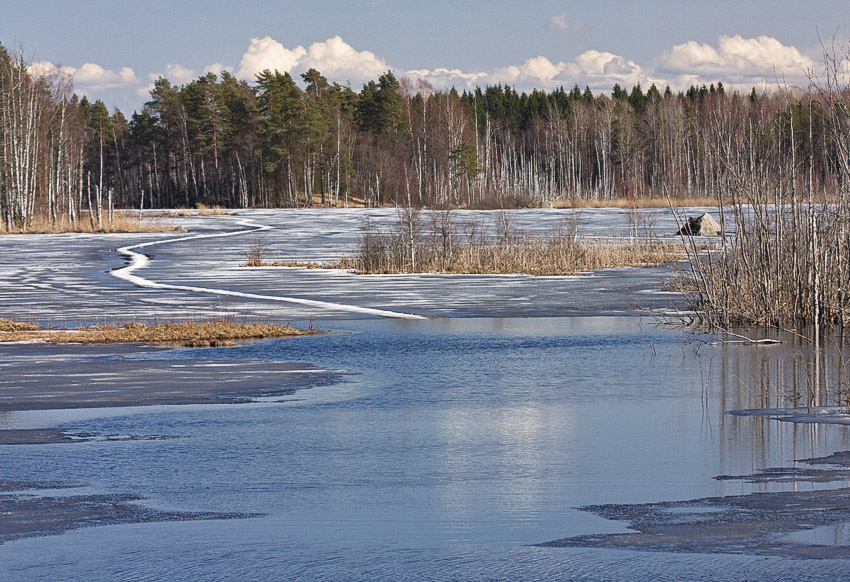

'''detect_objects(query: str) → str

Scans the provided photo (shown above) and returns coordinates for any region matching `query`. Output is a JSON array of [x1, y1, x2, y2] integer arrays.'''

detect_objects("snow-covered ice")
[[0, 207, 699, 325]]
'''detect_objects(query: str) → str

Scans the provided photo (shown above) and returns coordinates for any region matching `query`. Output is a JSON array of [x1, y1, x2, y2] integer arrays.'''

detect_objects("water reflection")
[[5, 317, 850, 579], [435, 404, 562, 528], [714, 329, 850, 411], [785, 522, 850, 546], [707, 328, 850, 491]]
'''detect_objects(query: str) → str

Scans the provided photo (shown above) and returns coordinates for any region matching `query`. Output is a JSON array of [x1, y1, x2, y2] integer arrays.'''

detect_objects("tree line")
[[3, 41, 850, 231]]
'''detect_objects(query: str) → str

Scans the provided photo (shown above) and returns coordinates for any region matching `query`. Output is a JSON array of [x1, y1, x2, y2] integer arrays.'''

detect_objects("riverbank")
[[0, 318, 313, 347], [0, 341, 342, 417]]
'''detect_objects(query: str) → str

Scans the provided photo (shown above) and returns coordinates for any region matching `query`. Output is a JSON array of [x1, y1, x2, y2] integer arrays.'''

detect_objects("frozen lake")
[[1, 208, 848, 580], [0, 206, 710, 324]]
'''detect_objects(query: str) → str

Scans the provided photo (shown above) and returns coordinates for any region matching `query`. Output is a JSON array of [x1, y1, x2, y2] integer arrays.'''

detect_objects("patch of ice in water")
[[662, 505, 733, 514]]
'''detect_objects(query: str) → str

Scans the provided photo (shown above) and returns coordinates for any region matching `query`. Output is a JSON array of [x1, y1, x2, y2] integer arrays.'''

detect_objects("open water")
[[0, 209, 849, 580]]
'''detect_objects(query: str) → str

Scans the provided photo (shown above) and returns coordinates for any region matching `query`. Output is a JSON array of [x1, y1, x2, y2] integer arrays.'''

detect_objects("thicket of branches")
[[677, 43, 850, 330]]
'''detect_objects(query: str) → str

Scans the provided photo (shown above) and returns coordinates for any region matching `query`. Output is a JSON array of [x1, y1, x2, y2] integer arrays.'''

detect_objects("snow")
[[0, 208, 699, 325], [112, 217, 425, 320]]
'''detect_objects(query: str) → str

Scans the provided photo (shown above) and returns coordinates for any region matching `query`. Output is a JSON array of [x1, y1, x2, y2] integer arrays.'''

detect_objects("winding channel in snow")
[[111, 217, 426, 320]]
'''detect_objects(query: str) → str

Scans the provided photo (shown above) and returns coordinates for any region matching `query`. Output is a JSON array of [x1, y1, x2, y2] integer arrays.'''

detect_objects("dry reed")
[[0, 318, 312, 347], [0, 319, 39, 332], [1, 213, 176, 235], [295, 210, 687, 276], [337, 236, 683, 276], [677, 202, 850, 329], [196, 203, 231, 216], [547, 196, 722, 210]]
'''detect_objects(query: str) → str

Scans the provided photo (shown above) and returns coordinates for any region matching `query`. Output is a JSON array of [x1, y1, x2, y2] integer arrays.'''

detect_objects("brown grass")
[[334, 236, 686, 276], [0, 318, 313, 347], [172, 204, 234, 217], [316, 195, 721, 210], [0, 319, 39, 332], [545, 196, 722, 210], [1, 214, 177, 235], [196, 203, 232, 216], [244, 209, 688, 276], [244, 260, 327, 269]]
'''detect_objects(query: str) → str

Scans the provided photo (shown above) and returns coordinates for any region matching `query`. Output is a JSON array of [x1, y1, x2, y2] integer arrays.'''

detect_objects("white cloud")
[[137, 64, 195, 98], [164, 63, 196, 84], [236, 36, 307, 79], [406, 50, 657, 95], [404, 35, 814, 97], [45, 33, 819, 113], [204, 63, 233, 76], [492, 56, 564, 84], [548, 13, 581, 32], [234, 35, 389, 84], [301, 36, 389, 81], [658, 35, 814, 85], [74, 63, 137, 90], [29, 60, 138, 94], [576, 50, 639, 77], [132, 33, 815, 103], [405, 67, 488, 87], [28, 61, 76, 81]]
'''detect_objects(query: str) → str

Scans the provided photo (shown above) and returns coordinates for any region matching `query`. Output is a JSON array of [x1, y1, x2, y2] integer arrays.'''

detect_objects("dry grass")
[[247, 209, 687, 276], [0, 318, 313, 347], [0, 319, 39, 332], [243, 237, 267, 267], [545, 196, 722, 210], [1, 214, 176, 235], [196, 203, 232, 216], [240, 236, 331, 268], [173, 204, 234, 217], [245, 260, 327, 269], [306, 193, 370, 207], [335, 236, 686, 276]]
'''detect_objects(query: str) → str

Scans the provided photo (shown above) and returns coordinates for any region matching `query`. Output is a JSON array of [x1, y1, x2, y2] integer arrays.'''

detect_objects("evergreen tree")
[[256, 69, 304, 205], [356, 71, 407, 134]]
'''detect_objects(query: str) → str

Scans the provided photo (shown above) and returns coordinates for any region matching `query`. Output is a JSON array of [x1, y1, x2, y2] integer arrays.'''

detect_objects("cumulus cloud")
[[204, 63, 233, 76], [406, 49, 657, 95], [548, 13, 581, 32], [658, 35, 815, 85], [41, 33, 819, 114], [407, 56, 573, 92], [132, 33, 813, 103], [136, 64, 196, 98], [28, 61, 76, 81], [234, 35, 388, 84], [492, 56, 564, 84], [405, 67, 488, 89], [576, 50, 639, 77], [29, 60, 138, 94], [163, 63, 196, 84], [301, 36, 388, 80], [73, 63, 138, 90], [236, 36, 306, 79], [406, 35, 814, 96]]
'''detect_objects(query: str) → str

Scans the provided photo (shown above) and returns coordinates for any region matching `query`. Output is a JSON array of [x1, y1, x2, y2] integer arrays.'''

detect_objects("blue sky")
[[3, 1, 846, 112]]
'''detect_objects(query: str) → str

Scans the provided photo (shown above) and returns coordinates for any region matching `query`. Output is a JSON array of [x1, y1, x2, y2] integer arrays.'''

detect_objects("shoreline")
[[0, 342, 342, 416], [0, 479, 260, 546], [542, 445, 850, 559]]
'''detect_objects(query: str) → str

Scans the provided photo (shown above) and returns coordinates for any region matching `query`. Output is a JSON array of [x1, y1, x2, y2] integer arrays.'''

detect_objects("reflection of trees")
[[714, 331, 850, 412], [713, 330, 850, 490]]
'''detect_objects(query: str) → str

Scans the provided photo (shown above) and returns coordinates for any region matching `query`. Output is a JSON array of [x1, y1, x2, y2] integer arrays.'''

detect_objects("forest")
[[2, 41, 850, 231]]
